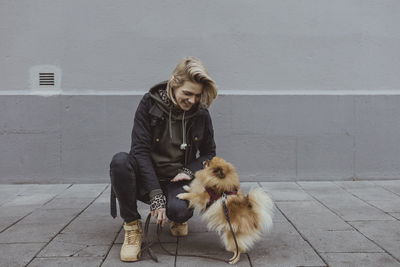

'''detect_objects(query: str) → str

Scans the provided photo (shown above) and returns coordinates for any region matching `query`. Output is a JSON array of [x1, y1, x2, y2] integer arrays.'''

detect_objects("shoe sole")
[[120, 256, 139, 262]]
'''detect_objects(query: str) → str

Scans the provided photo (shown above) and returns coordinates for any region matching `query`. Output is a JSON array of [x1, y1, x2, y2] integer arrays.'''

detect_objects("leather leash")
[[141, 193, 240, 264], [140, 212, 158, 262]]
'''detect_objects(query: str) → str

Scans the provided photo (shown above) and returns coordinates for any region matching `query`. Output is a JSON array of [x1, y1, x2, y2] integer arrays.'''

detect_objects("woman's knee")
[[110, 152, 135, 172], [165, 181, 193, 222], [166, 201, 193, 223], [110, 152, 137, 188]]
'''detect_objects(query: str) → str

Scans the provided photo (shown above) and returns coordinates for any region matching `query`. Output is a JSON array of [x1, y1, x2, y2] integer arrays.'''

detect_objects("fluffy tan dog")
[[177, 157, 274, 264]]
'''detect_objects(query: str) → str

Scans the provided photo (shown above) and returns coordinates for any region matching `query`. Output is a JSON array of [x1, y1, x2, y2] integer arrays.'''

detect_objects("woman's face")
[[173, 81, 203, 111]]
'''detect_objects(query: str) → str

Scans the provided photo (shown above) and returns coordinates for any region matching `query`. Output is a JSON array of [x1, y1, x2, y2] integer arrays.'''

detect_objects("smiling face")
[[173, 80, 203, 111]]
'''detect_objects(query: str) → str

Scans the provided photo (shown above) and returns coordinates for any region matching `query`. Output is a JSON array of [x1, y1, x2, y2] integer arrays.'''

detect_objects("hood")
[[148, 81, 201, 120]]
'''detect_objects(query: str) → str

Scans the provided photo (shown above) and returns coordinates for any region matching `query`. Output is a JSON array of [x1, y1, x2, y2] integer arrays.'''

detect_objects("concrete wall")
[[1, 1, 400, 183]]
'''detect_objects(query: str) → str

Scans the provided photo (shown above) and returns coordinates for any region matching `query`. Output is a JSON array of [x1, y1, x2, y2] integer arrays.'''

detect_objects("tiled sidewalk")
[[1, 181, 400, 266]]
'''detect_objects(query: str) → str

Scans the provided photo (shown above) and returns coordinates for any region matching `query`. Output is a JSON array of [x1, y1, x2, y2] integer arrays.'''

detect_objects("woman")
[[109, 57, 218, 262]]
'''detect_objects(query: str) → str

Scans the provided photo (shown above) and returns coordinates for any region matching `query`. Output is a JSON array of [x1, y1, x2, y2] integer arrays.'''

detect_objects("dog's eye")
[[213, 167, 225, 178]]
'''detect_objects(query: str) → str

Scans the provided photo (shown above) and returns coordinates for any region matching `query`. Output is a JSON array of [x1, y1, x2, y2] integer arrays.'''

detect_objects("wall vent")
[[39, 72, 55, 86], [30, 65, 61, 93]]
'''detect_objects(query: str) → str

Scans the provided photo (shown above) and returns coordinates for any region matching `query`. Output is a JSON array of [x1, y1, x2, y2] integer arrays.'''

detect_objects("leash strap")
[[156, 225, 233, 263], [222, 193, 240, 263], [110, 185, 117, 218], [141, 192, 240, 264], [140, 213, 158, 262]]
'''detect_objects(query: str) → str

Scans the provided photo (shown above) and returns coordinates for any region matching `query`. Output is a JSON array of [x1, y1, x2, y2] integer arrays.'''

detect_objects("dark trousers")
[[110, 152, 193, 223]]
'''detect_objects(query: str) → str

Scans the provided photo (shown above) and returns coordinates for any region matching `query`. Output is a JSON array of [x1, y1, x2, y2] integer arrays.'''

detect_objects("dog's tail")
[[248, 187, 274, 233]]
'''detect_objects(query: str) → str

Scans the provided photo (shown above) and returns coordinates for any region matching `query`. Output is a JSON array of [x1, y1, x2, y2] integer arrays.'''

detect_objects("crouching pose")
[[109, 57, 218, 262]]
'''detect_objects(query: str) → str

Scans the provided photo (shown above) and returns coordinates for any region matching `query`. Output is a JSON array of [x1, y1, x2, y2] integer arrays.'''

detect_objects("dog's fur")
[[177, 157, 274, 264]]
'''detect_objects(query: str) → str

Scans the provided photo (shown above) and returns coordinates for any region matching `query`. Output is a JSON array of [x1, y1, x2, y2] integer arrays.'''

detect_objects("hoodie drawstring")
[[168, 109, 187, 150], [180, 111, 187, 150]]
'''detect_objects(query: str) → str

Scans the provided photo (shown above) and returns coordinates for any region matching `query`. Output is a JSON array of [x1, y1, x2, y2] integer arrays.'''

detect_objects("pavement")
[[1, 181, 400, 267]]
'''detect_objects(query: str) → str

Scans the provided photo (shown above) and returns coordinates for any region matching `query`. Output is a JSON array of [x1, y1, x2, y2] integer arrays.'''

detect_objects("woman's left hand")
[[171, 172, 191, 182]]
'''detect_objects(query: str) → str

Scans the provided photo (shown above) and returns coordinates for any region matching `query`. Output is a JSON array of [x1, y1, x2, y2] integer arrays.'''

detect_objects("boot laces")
[[126, 229, 141, 246]]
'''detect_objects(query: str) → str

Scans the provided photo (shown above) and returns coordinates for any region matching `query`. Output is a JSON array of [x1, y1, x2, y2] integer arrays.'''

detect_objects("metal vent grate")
[[39, 72, 55, 86]]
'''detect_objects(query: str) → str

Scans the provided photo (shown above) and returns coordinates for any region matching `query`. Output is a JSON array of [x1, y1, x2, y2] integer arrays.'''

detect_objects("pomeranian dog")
[[177, 157, 274, 264]]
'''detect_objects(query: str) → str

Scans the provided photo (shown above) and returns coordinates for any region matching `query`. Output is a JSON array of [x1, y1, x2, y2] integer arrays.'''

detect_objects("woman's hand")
[[150, 193, 166, 227], [151, 208, 166, 227], [171, 172, 191, 182]]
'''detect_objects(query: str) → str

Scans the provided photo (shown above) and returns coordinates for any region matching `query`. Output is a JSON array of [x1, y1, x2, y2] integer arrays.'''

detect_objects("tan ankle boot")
[[120, 219, 142, 262], [169, 221, 188, 237]]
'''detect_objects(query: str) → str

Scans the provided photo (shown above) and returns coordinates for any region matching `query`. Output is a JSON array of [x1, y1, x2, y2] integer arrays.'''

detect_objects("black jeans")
[[110, 152, 193, 223]]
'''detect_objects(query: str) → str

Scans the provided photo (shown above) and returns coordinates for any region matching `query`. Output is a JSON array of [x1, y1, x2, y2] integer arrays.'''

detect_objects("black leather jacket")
[[129, 82, 216, 194]]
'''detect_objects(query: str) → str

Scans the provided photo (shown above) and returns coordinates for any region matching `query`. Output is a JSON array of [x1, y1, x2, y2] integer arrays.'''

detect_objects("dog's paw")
[[183, 185, 191, 192], [229, 254, 240, 264], [229, 251, 241, 264], [176, 193, 187, 200]]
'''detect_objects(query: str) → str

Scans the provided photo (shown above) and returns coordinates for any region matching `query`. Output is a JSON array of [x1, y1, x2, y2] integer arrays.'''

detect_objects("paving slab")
[[176, 254, 251, 267], [320, 252, 400, 267], [301, 229, 383, 253], [0, 205, 42, 232], [260, 182, 313, 201], [334, 181, 400, 201], [0, 208, 81, 243], [184, 211, 212, 233], [2, 193, 57, 207], [55, 184, 108, 198], [0, 184, 32, 194], [0, 185, 29, 205], [27, 256, 104, 267], [102, 242, 177, 267], [0, 243, 45, 267], [277, 201, 353, 232], [177, 231, 228, 256], [390, 213, 400, 220], [42, 197, 94, 210], [15, 184, 71, 195], [349, 220, 400, 262], [176, 231, 251, 266], [334, 181, 400, 215], [0, 216, 21, 233], [62, 212, 121, 234], [270, 208, 287, 223], [0, 204, 42, 218], [18, 208, 81, 225], [298, 181, 394, 221], [61, 189, 121, 234], [247, 221, 326, 267], [316, 200, 394, 221], [367, 198, 400, 213], [372, 180, 400, 195], [277, 190, 391, 255], [0, 184, 70, 208], [38, 232, 117, 257]]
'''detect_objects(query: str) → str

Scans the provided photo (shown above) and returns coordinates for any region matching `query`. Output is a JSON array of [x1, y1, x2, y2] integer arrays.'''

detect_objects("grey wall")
[[1, 1, 400, 183]]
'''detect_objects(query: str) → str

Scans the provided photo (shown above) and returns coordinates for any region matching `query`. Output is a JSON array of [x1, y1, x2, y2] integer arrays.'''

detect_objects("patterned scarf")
[[157, 88, 185, 115]]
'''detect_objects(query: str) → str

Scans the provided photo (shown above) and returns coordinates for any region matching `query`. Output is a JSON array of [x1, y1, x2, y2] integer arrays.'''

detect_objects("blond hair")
[[167, 57, 217, 108]]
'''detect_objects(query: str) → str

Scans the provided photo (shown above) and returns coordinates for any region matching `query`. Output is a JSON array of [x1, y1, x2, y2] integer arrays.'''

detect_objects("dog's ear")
[[213, 167, 225, 179], [202, 160, 210, 168]]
